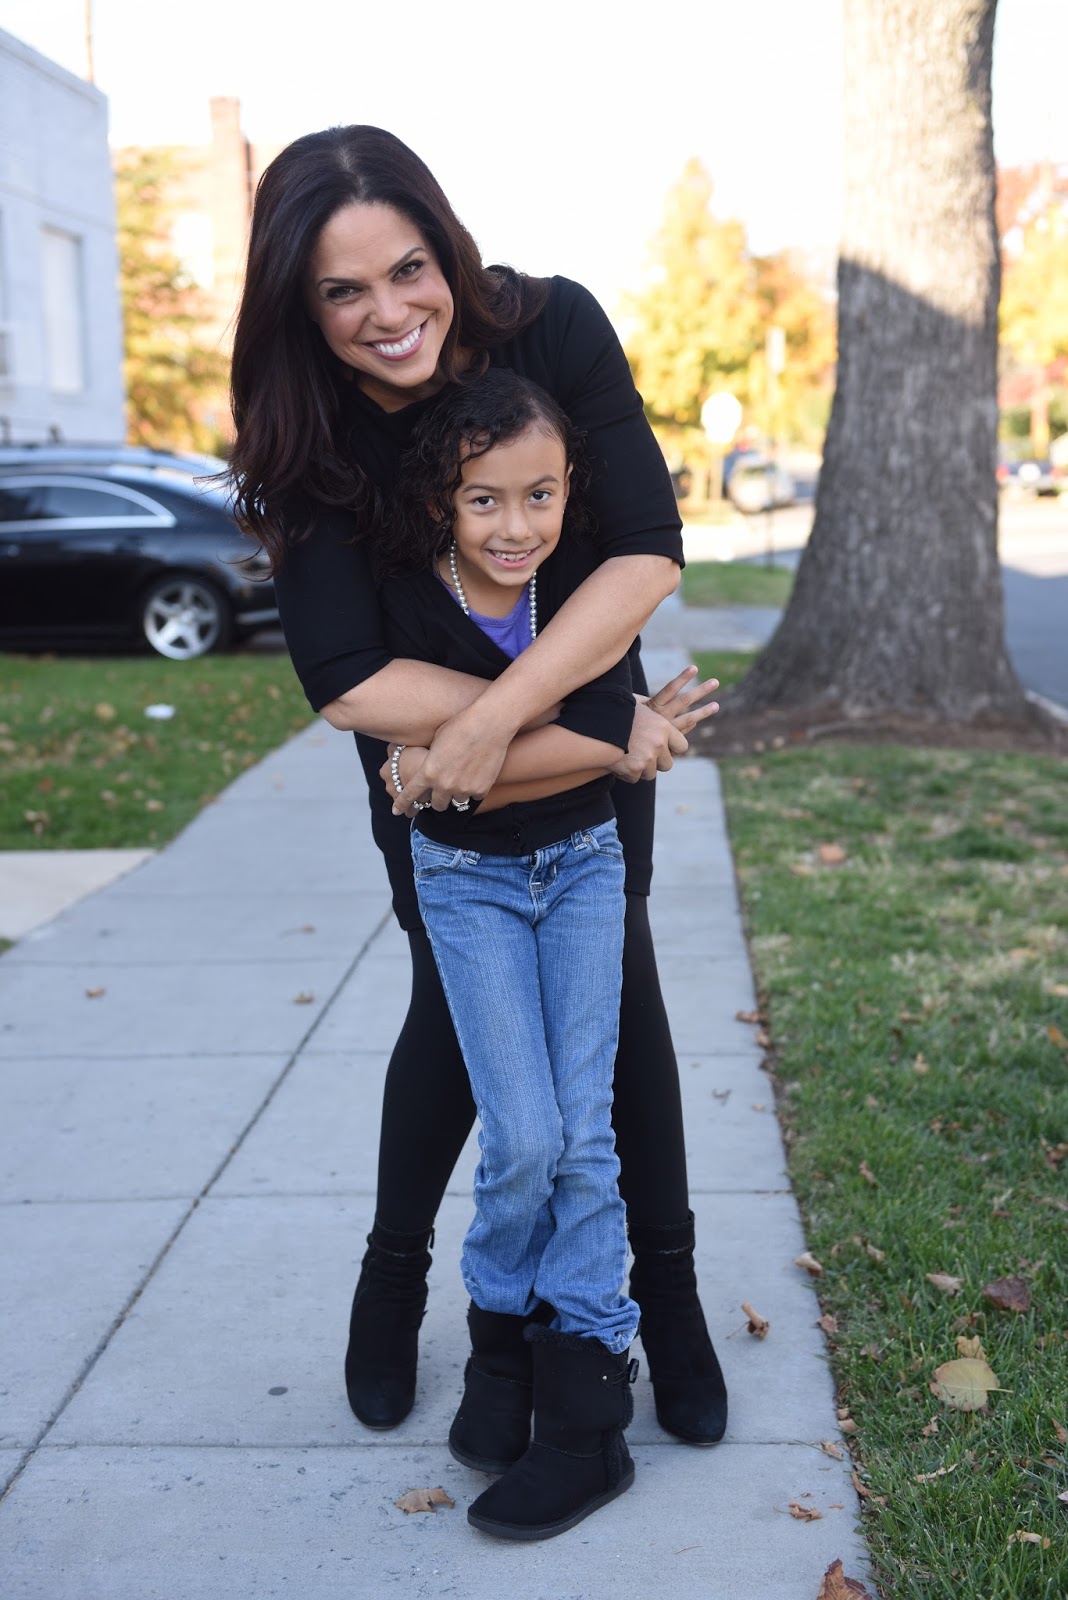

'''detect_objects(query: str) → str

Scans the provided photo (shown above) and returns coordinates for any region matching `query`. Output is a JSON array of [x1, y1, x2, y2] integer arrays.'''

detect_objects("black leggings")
[[374, 891, 690, 1233]]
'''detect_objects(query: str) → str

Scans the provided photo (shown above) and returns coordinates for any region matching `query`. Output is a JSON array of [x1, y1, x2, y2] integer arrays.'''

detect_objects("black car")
[[0, 446, 278, 660]]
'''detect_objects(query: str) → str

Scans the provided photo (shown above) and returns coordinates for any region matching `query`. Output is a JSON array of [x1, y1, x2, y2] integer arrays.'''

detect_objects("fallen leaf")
[[1052, 1420, 1067, 1446], [1048, 1024, 1068, 1050], [1006, 1531, 1051, 1548], [817, 842, 847, 865], [926, 1272, 963, 1296], [859, 1344, 883, 1363], [913, 1463, 959, 1483], [94, 702, 116, 720], [735, 1008, 765, 1024], [982, 1275, 1031, 1313], [791, 862, 815, 877], [794, 1251, 825, 1278], [1042, 1141, 1068, 1169], [930, 1357, 1001, 1412], [921, 1418, 940, 1437], [821, 1440, 845, 1460], [1058, 1490, 1068, 1505], [817, 1313, 839, 1336], [913, 1052, 930, 1074], [858, 1160, 878, 1186], [863, 1241, 885, 1264], [739, 764, 763, 780], [788, 1500, 823, 1521], [292, 992, 316, 1005], [956, 1335, 987, 1360], [816, 1557, 876, 1599], [394, 1486, 455, 1515], [84, 987, 106, 999], [741, 1301, 770, 1339], [839, 1417, 858, 1435], [751, 1102, 767, 1112]]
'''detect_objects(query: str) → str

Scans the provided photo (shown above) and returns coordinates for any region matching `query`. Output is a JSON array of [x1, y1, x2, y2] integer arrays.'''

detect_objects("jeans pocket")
[[578, 819, 625, 860], [412, 838, 476, 876]]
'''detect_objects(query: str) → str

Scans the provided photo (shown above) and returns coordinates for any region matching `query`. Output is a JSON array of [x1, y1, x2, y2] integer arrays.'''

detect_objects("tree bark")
[[729, 0, 1030, 726]]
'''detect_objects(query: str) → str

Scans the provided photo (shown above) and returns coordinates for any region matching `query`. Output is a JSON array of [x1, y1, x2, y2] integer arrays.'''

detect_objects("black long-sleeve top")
[[271, 276, 683, 928]]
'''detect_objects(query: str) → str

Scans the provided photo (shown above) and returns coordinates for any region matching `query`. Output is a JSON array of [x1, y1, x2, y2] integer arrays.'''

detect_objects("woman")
[[228, 124, 727, 1449]]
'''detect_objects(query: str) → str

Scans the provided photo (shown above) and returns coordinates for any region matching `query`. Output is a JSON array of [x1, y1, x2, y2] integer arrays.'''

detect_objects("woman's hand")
[[400, 702, 516, 811]]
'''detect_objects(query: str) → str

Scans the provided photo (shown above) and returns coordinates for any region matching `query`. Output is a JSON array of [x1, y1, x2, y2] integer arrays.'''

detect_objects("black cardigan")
[[379, 541, 634, 855]]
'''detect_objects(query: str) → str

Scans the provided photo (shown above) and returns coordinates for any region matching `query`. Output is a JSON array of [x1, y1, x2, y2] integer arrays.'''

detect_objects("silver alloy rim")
[[142, 578, 223, 660]]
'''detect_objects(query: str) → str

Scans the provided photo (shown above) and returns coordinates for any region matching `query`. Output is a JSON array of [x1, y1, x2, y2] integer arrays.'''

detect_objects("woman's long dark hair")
[[376, 370, 591, 579], [228, 126, 548, 569]]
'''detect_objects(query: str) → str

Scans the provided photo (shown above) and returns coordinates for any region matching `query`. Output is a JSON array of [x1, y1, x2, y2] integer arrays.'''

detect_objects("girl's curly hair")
[[374, 370, 592, 577]]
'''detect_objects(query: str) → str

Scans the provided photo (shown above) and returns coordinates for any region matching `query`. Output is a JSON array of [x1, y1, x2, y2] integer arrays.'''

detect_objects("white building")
[[0, 28, 124, 443]]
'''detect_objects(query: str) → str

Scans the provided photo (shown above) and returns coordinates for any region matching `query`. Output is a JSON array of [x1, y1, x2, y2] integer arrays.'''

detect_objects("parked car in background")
[[726, 456, 796, 514], [0, 446, 276, 660], [997, 456, 1064, 497]]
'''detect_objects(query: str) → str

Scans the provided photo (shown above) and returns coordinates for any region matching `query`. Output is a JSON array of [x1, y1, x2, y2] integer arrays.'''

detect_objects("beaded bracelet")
[[389, 744, 431, 811]]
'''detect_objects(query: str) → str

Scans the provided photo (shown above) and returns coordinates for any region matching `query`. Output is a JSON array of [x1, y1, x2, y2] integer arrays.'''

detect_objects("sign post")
[[700, 392, 743, 504]]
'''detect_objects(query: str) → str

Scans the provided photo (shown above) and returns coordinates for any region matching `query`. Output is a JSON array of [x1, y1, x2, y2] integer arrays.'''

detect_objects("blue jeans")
[[412, 819, 639, 1355]]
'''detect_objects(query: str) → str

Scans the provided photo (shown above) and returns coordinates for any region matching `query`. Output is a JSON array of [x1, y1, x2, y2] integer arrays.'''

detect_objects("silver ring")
[[451, 797, 472, 812], [411, 799, 432, 812]]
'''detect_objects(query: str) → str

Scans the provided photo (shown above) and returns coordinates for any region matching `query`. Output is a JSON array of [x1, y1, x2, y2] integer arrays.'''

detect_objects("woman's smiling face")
[[306, 202, 455, 412]]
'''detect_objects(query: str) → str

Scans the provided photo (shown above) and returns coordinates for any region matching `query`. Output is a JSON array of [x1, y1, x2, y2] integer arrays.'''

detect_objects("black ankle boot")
[[628, 1211, 728, 1445], [448, 1302, 535, 1474], [344, 1222, 433, 1429], [467, 1327, 637, 1541]]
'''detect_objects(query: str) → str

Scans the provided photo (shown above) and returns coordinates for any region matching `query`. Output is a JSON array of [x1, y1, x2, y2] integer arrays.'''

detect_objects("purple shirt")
[[439, 575, 534, 660]]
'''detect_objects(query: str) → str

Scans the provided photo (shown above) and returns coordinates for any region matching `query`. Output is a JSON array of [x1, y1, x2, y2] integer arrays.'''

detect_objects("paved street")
[[685, 493, 1068, 711]]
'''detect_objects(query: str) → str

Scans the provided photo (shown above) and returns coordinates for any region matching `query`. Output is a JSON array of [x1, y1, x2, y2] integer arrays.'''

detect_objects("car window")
[[35, 484, 162, 520], [0, 486, 35, 523]]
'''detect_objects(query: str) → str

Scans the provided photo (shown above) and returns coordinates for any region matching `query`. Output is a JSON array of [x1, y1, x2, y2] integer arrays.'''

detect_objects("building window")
[[41, 226, 85, 394]]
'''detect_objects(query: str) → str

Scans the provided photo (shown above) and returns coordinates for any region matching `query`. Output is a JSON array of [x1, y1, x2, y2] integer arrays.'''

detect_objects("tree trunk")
[[729, 0, 1030, 726]]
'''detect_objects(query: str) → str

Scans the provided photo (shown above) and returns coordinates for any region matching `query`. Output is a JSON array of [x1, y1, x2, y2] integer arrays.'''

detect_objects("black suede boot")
[[344, 1222, 433, 1429], [628, 1211, 728, 1445], [467, 1327, 638, 1541], [448, 1303, 535, 1474]]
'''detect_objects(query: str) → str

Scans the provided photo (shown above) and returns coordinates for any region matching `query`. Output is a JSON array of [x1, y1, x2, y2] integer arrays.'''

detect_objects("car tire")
[[140, 573, 233, 661]]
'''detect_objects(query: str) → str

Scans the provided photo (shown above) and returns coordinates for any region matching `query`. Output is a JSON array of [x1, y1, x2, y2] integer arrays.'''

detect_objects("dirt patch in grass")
[[692, 694, 1068, 761]]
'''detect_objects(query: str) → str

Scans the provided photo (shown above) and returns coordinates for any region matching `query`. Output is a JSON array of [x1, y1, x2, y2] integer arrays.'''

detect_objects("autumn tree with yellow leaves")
[[114, 148, 229, 454], [622, 158, 835, 466]]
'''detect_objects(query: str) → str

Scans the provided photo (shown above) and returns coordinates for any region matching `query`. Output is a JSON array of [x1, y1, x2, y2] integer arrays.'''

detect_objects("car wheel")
[[140, 574, 232, 661]]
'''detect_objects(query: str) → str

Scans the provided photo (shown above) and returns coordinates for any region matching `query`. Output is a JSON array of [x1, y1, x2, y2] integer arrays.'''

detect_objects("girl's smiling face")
[[445, 425, 571, 617], [306, 202, 454, 412]]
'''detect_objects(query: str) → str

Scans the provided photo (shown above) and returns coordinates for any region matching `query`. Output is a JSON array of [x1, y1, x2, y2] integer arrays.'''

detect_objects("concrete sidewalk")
[[0, 610, 869, 1599]]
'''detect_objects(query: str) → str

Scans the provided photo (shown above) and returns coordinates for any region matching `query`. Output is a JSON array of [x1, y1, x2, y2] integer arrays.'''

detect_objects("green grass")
[[718, 744, 1068, 1600], [1, 653, 314, 850], [691, 650, 759, 692], [680, 559, 794, 609]]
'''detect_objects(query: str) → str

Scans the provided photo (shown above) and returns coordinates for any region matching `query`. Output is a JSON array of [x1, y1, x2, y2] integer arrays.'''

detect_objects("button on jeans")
[[412, 819, 639, 1354]]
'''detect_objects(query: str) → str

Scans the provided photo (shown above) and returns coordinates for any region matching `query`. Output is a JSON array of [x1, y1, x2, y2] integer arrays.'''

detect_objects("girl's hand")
[[380, 744, 432, 817], [609, 701, 689, 782], [646, 665, 720, 733]]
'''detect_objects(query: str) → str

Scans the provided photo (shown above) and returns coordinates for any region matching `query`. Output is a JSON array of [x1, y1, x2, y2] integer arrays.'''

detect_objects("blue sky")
[[1, 0, 1063, 313]]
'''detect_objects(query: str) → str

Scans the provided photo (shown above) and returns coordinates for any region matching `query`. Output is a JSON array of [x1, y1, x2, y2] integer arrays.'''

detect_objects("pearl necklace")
[[448, 541, 538, 640]]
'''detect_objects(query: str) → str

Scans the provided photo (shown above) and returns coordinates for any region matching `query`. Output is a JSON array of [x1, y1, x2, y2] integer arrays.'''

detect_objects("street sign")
[[701, 391, 743, 445]]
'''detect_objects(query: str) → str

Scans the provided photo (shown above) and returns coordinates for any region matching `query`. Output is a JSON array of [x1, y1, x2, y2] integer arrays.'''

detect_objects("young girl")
[[377, 371, 717, 1541]]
